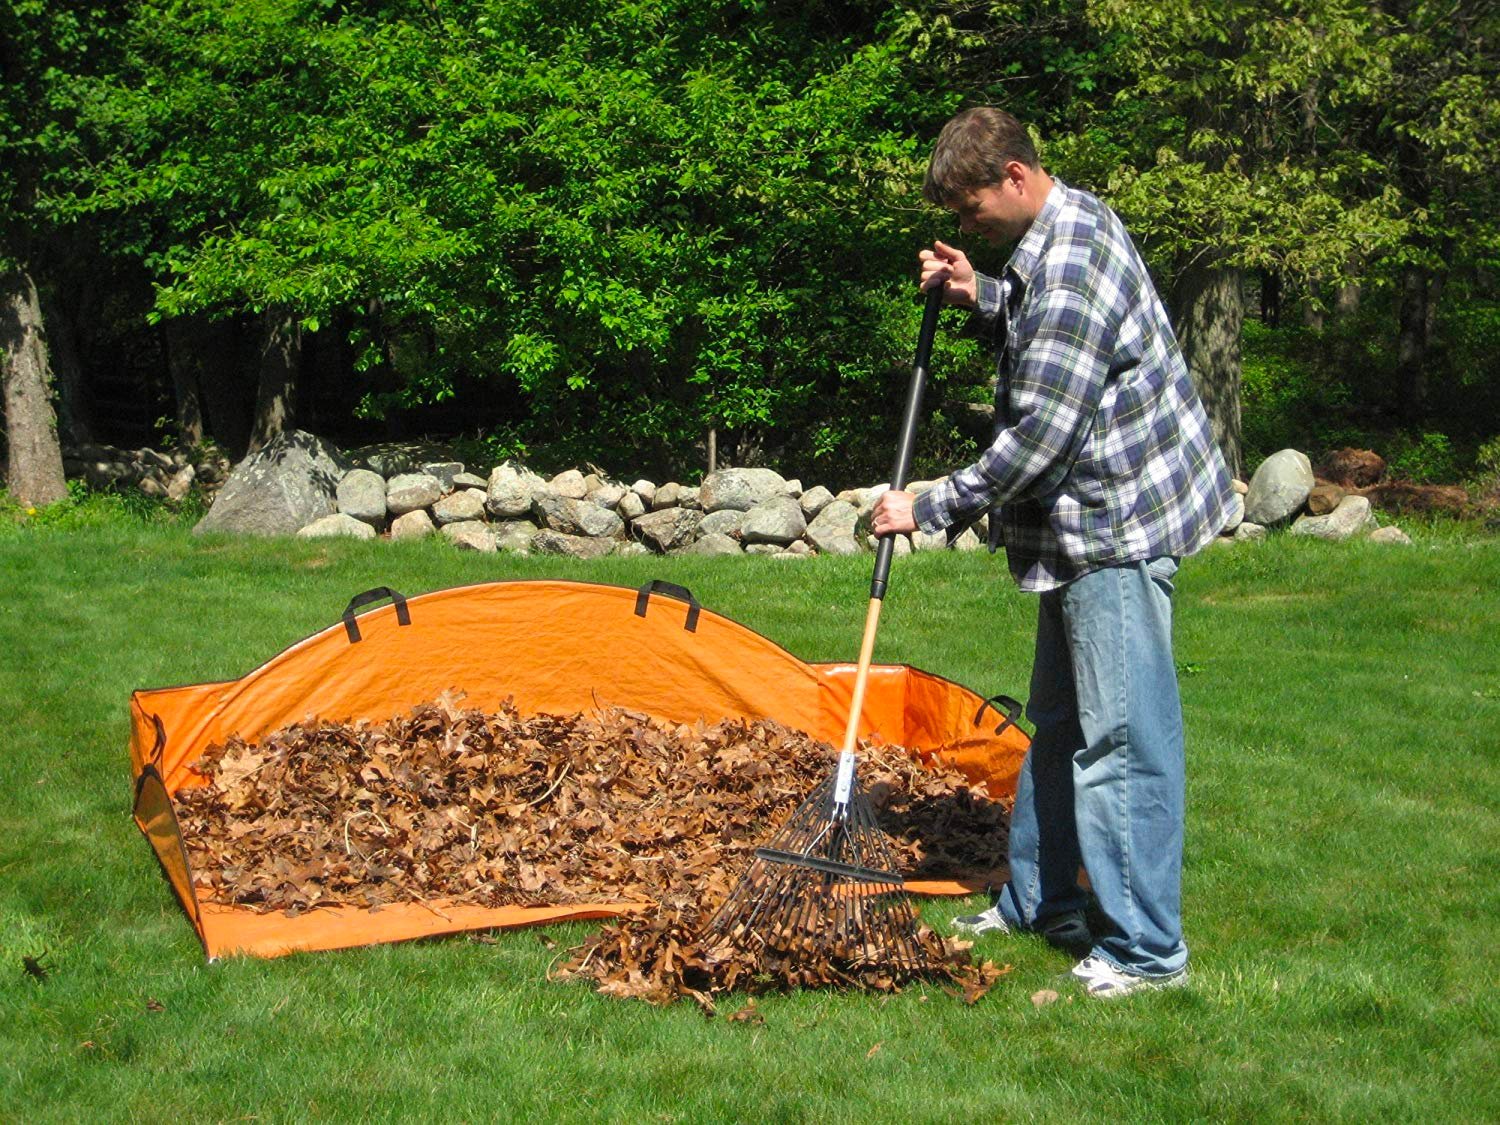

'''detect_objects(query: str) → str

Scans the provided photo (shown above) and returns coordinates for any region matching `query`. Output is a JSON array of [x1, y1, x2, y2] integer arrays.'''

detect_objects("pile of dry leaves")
[[177, 694, 1012, 1006]]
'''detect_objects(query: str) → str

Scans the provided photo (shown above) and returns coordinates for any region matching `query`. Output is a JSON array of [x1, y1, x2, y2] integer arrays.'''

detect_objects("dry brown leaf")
[[1031, 988, 1059, 1007]]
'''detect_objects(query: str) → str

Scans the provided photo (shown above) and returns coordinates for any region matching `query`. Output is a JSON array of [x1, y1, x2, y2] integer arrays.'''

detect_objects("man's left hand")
[[871, 489, 918, 536]]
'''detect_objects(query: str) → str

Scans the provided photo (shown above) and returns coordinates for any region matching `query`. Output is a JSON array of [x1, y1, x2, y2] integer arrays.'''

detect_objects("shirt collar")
[[1005, 178, 1067, 288]]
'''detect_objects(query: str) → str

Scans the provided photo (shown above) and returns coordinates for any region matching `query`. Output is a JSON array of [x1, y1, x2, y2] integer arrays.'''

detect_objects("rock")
[[580, 472, 605, 494], [532, 529, 614, 559], [805, 500, 861, 556], [1220, 490, 1245, 534], [679, 485, 702, 510], [618, 491, 647, 521], [348, 441, 452, 477], [166, 465, 197, 503], [680, 532, 744, 557], [632, 506, 703, 552], [653, 482, 682, 510], [588, 482, 628, 509], [550, 469, 588, 499], [1244, 449, 1314, 526], [740, 496, 806, 546], [1305, 483, 1346, 516], [613, 541, 651, 558], [631, 480, 657, 507], [492, 519, 538, 554], [452, 471, 488, 490], [744, 543, 782, 555], [1369, 526, 1412, 546], [486, 463, 541, 519], [912, 529, 948, 552], [952, 526, 983, 552], [337, 468, 388, 526], [138, 475, 167, 499], [699, 509, 745, 539], [783, 478, 803, 498], [1290, 495, 1377, 541], [778, 540, 813, 557], [441, 521, 497, 552], [1316, 448, 1385, 488], [386, 472, 445, 516], [194, 430, 346, 537], [1230, 478, 1249, 495], [432, 488, 488, 526], [799, 485, 834, 518], [699, 467, 789, 513], [533, 492, 625, 538], [420, 462, 465, 490], [390, 510, 436, 540], [1234, 521, 1267, 542], [866, 533, 912, 556], [297, 513, 377, 540]]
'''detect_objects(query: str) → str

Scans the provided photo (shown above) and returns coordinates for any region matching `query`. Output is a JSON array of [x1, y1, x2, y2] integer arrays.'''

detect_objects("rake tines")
[[703, 751, 928, 976]]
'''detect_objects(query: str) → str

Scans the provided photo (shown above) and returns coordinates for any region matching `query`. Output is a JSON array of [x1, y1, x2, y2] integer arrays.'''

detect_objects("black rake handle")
[[871, 284, 944, 600]]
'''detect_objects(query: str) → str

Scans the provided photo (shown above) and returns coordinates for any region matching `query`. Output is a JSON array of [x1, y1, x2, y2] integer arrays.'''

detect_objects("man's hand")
[[919, 241, 979, 309], [871, 489, 918, 536]]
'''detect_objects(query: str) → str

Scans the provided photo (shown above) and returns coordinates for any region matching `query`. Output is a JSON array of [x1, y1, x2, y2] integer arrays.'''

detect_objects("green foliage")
[[1384, 430, 1460, 484], [0, 479, 205, 532]]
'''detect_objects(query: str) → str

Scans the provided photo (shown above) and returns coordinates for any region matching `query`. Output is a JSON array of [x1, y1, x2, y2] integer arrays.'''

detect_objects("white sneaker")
[[949, 905, 1011, 935], [1070, 955, 1188, 998]]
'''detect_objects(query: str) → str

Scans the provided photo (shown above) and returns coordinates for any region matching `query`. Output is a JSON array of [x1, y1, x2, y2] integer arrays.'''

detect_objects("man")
[[871, 107, 1232, 998]]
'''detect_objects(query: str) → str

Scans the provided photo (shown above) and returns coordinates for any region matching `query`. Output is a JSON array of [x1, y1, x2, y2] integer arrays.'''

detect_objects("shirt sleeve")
[[914, 279, 1116, 534]]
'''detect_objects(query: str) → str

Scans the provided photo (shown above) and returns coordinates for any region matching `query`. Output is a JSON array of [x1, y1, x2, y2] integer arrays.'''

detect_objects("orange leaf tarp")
[[130, 579, 1030, 959]]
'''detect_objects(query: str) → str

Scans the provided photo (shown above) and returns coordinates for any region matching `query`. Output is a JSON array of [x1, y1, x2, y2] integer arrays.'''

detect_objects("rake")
[[703, 285, 945, 975]]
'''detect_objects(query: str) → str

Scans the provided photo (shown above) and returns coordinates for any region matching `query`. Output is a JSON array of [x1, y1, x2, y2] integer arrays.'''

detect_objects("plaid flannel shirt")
[[913, 181, 1233, 591]]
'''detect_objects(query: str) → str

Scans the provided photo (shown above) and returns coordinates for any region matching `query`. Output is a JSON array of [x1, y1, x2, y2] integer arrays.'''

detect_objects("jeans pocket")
[[1146, 555, 1179, 594]]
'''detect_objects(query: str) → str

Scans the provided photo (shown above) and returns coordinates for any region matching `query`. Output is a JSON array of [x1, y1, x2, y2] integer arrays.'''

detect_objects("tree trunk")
[[1258, 269, 1282, 327], [247, 311, 301, 454], [162, 318, 206, 447], [1334, 281, 1361, 319], [1397, 264, 1429, 414], [1171, 263, 1244, 479], [0, 268, 69, 506]]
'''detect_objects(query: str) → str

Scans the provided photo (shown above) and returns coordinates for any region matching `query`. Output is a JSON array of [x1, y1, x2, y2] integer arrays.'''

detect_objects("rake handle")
[[843, 285, 943, 754]]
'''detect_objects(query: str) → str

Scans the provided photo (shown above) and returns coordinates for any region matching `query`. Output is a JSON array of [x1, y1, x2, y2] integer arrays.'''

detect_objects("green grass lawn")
[[1, 514, 1497, 1122]]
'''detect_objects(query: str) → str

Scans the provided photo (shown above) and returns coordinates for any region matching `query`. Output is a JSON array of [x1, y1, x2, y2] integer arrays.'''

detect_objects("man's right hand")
[[919, 241, 979, 308]]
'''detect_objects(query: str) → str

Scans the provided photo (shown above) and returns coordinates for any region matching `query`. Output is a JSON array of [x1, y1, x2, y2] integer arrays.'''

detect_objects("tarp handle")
[[342, 586, 412, 643], [974, 693, 1024, 735], [634, 579, 700, 633]]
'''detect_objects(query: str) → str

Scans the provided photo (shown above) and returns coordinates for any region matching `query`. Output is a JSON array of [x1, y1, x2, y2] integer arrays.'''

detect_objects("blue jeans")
[[994, 557, 1188, 977]]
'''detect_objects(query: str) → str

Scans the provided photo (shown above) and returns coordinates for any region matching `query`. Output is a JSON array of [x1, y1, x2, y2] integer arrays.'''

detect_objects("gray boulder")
[[166, 465, 196, 503], [492, 519, 539, 554], [1245, 449, 1314, 526], [432, 488, 488, 526], [805, 499, 862, 556], [337, 469, 387, 527], [681, 532, 743, 557], [614, 541, 652, 558], [1234, 521, 1268, 542], [532, 529, 614, 559], [441, 521, 497, 552], [740, 496, 806, 546], [390, 510, 436, 540], [1290, 495, 1377, 541], [194, 430, 346, 537], [420, 462, 465, 490], [618, 491, 647, 521], [699, 468, 788, 513], [452, 471, 488, 490], [533, 492, 625, 538], [550, 469, 589, 499], [588, 482, 628, 509], [486, 463, 541, 519], [799, 485, 834, 518], [386, 472, 445, 516], [653, 482, 682, 510], [1220, 491, 1246, 535], [630, 479, 657, 507], [1369, 526, 1412, 546], [699, 509, 745, 539], [633, 506, 703, 552], [297, 513, 377, 540]]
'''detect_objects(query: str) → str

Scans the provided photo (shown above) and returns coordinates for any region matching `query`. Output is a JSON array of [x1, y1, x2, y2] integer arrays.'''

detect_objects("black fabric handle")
[[871, 284, 944, 600], [974, 693, 1025, 735], [634, 579, 700, 633], [342, 586, 411, 643]]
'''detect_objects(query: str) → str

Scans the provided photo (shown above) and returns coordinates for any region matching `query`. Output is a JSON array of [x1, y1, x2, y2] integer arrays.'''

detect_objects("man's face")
[[950, 182, 1030, 245]]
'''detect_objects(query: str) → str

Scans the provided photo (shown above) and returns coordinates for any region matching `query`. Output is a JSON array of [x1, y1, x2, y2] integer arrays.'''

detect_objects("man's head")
[[924, 107, 1051, 245]]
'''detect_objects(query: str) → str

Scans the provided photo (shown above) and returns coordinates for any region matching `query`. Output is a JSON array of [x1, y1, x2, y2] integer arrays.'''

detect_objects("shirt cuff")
[[973, 272, 1004, 317]]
